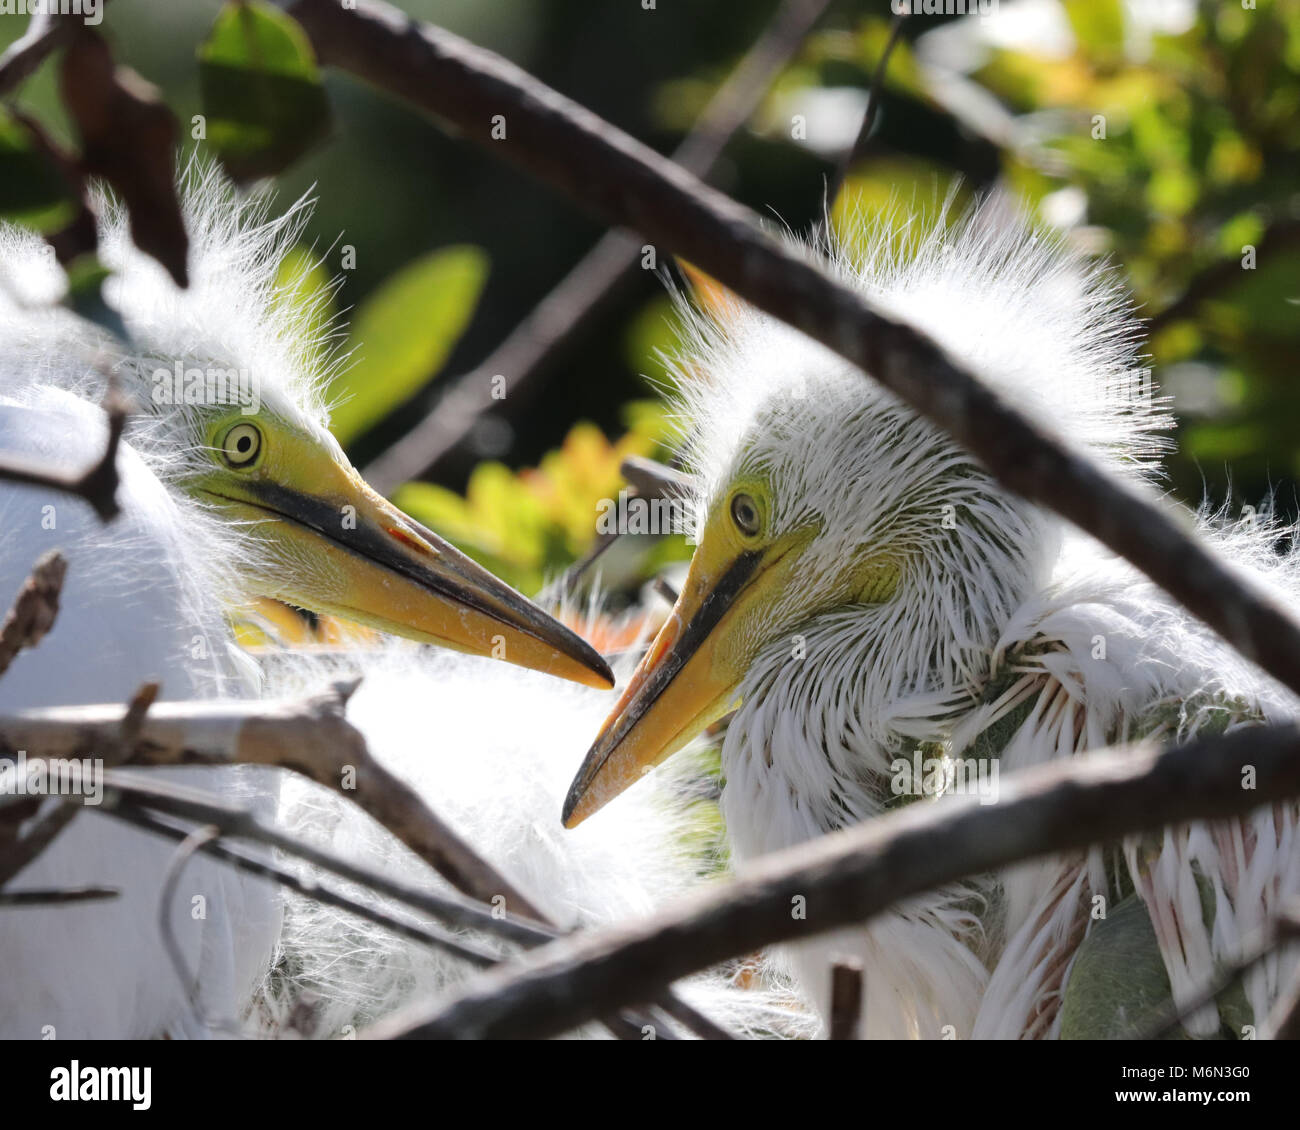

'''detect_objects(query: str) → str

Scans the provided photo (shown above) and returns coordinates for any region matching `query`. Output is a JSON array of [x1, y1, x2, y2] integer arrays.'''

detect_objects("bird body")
[[564, 199, 1300, 1038], [263, 637, 801, 1039], [0, 165, 614, 1038], [0, 393, 280, 1039]]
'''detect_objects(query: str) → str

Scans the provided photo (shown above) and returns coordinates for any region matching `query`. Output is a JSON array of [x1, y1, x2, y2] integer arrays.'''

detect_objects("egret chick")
[[564, 199, 1300, 1038], [0, 165, 610, 1038]]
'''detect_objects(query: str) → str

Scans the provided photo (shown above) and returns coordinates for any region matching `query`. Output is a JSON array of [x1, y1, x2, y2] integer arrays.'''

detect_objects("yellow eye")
[[219, 422, 262, 468], [730, 492, 761, 537]]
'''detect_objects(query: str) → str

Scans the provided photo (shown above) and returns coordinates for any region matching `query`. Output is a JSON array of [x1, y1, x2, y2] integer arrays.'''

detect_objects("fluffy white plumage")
[[259, 639, 803, 1039], [0, 167, 783, 1040], [0, 166, 334, 1038], [650, 197, 1300, 1038]]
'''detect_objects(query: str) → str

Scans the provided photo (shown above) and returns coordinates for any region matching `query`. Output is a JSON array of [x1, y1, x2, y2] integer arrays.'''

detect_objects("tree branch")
[[0, 384, 126, 522], [829, 8, 909, 197], [0, 688, 729, 1039], [1146, 218, 1300, 334], [288, 0, 1300, 707], [0, 5, 117, 98], [0, 551, 66, 681], [365, 721, 1300, 1039], [0, 684, 545, 918]]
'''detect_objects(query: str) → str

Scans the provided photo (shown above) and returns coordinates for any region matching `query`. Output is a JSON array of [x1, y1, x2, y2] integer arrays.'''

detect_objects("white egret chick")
[[0, 166, 612, 1038], [564, 200, 1300, 1039]]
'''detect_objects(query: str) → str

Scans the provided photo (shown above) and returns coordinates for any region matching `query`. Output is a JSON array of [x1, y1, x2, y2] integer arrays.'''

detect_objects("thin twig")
[[0, 802, 79, 888], [118, 804, 505, 971], [0, 5, 117, 98], [105, 783, 675, 1040], [554, 455, 693, 597], [0, 551, 66, 680], [0, 886, 117, 906], [290, 0, 1300, 705], [829, 8, 909, 197], [1140, 906, 1300, 1040], [619, 454, 694, 499], [101, 771, 552, 948], [361, 0, 834, 493], [1146, 218, 1300, 334], [364, 720, 1300, 1039], [0, 383, 128, 522], [157, 823, 235, 1034], [652, 576, 679, 606], [828, 960, 863, 1040]]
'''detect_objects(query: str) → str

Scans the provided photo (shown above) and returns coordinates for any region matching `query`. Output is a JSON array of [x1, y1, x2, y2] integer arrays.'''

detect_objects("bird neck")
[[721, 527, 1049, 860]]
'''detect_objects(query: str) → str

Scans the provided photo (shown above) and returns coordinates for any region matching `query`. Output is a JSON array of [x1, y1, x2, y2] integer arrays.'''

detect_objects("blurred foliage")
[[0, 108, 77, 231], [959, 0, 1300, 509], [326, 245, 489, 445], [393, 401, 677, 594], [2, 0, 1298, 601], [197, 0, 330, 181]]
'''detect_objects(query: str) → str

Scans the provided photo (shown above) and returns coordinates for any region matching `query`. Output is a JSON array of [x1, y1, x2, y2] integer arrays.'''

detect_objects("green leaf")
[[0, 109, 77, 233], [1063, 0, 1125, 62], [1058, 892, 1183, 1040], [198, 1, 330, 182], [272, 244, 335, 365], [328, 246, 489, 446]]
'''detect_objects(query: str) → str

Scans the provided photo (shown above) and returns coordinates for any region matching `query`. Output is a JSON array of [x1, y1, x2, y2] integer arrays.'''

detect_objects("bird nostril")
[[386, 525, 433, 556]]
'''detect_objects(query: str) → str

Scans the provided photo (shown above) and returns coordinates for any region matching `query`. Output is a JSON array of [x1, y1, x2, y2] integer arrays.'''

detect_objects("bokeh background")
[[5, 0, 1299, 603]]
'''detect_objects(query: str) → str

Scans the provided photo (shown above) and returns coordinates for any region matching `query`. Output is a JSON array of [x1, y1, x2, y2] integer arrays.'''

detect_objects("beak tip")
[[581, 645, 616, 690], [560, 789, 582, 829], [561, 750, 603, 829]]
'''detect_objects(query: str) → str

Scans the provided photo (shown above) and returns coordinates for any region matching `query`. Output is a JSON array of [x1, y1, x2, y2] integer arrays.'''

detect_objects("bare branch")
[[289, 0, 1300, 703], [0, 5, 118, 98], [99, 771, 547, 948], [113, 802, 500, 969], [830, 8, 909, 196], [1266, 949, 1300, 1040], [619, 454, 694, 500], [554, 455, 693, 598], [828, 960, 863, 1040], [361, 0, 834, 494], [0, 886, 117, 906], [1, 690, 727, 1039], [365, 721, 1300, 1039], [0, 551, 67, 680], [0, 385, 127, 522], [1146, 218, 1300, 334], [1137, 906, 1300, 1040], [0, 802, 79, 889]]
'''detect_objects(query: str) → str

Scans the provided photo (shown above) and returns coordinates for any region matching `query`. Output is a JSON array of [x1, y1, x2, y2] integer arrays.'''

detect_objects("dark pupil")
[[735, 498, 755, 528], [237, 436, 251, 453]]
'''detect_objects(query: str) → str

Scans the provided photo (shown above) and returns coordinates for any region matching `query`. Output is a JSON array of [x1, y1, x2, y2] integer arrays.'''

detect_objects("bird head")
[[564, 199, 1169, 825], [173, 401, 612, 688], [86, 164, 612, 689]]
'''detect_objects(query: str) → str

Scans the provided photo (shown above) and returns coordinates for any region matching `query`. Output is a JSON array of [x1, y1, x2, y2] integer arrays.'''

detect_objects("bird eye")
[[730, 492, 761, 537], [219, 422, 262, 468]]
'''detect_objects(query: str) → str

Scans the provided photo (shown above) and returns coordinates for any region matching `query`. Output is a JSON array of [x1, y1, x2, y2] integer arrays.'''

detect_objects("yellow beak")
[[205, 474, 614, 690], [563, 532, 807, 826]]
